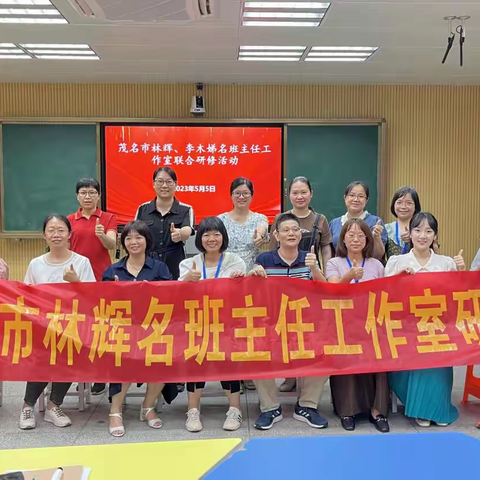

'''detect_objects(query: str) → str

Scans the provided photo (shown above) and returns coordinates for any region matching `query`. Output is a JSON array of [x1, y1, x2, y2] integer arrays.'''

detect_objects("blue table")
[[205, 433, 480, 479]]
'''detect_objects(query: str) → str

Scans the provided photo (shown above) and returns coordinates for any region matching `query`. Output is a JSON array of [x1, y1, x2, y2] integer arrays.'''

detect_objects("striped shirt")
[[255, 249, 312, 280]]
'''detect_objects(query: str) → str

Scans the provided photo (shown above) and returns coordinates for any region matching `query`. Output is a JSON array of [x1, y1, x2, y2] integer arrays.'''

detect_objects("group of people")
[[1, 166, 479, 437]]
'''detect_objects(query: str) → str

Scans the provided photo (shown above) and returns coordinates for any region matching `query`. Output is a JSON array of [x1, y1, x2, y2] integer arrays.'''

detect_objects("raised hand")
[[63, 264, 80, 283], [454, 249, 466, 271], [348, 259, 364, 281], [95, 218, 105, 237], [185, 260, 201, 282], [372, 219, 383, 239], [170, 222, 182, 243], [305, 246, 317, 270], [253, 227, 264, 248], [400, 225, 410, 243]]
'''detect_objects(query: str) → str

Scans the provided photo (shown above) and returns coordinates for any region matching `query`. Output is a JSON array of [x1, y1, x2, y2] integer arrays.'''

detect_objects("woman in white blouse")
[[179, 216, 246, 433], [385, 212, 465, 427], [20, 215, 95, 431]]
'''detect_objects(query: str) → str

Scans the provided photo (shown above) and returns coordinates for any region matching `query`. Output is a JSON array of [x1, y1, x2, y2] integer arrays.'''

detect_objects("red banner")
[[104, 126, 283, 224], [1, 273, 480, 383]]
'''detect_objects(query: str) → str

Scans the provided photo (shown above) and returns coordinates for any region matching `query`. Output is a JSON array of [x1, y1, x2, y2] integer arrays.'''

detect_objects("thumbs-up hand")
[[253, 227, 264, 248], [400, 225, 410, 243], [305, 245, 318, 270], [170, 222, 182, 243], [454, 249, 466, 271], [63, 264, 80, 283], [95, 218, 105, 237], [372, 219, 383, 239], [114, 275, 120, 282], [348, 258, 364, 281], [185, 260, 201, 282]]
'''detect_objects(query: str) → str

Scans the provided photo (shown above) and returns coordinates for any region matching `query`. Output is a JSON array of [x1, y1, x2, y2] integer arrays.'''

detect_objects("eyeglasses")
[[279, 226, 301, 234], [155, 179, 175, 186], [46, 228, 68, 235], [395, 200, 415, 208], [347, 193, 367, 200], [232, 192, 251, 198], [345, 233, 366, 241], [78, 191, 99, 197]]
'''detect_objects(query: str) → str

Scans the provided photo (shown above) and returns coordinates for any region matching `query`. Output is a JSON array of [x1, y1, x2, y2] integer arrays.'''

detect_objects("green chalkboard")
[[286, 125, 380, 221], [1, 124, 97, 232]]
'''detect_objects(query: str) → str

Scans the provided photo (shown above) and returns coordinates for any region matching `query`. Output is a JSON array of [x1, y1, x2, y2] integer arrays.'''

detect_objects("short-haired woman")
[[329, 181, 387, 260], [20, 215, 95, 431], [102, 220, 177, 437], [179, 216, 246, 433], [326, 218, 390, 433]]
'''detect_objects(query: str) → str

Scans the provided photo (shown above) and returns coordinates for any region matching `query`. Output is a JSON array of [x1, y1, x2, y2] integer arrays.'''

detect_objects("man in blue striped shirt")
[[249, 212, 329, 430]]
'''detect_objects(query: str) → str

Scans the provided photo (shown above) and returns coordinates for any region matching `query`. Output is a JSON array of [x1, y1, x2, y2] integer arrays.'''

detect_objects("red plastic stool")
[[462, 365, 480, 403]]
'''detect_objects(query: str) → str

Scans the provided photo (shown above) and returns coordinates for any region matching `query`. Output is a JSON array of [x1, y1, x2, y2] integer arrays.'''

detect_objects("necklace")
[[127, 260, 143, 274]]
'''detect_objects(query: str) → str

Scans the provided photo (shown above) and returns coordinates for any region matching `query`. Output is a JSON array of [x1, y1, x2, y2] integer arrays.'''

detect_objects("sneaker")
[[254, 407, 283, 430], [91, 383, 107, 395], [186, 408, 203, 432], [177, 383, 186, 393], [243, 380, 256, 391], [415, 418, 431, 428], [44, 407, 72, 428], [293, 403, 328, 429], [435, 422, 449, 427], [279, 378, 296, 392], [19, 407, 36, 430], [223, 407, 242, 431]]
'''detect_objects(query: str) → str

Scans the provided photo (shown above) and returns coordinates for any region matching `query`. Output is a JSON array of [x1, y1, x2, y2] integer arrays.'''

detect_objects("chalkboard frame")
[[0, 118, 385, 237], [0, 120, 100, 238]]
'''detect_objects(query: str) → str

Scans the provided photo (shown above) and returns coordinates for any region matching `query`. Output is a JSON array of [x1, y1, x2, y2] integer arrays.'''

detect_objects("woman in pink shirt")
[[326, 218, 389, 433]]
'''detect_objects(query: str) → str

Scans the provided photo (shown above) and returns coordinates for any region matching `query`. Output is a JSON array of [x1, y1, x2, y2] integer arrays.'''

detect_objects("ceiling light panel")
[[238, 45, 306, 61], [243, 1, 330, 27], [306, 46, 378, 61], [19, 44, 100, 60], [0, 0, 67, 23]]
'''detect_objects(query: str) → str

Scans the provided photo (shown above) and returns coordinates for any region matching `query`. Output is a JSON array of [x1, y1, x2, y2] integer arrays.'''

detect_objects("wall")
[[1, 84, 479, 280]]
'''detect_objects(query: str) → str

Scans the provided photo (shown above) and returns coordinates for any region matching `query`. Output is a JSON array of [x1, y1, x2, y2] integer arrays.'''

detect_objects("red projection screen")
[[103, 125, 283, 224]]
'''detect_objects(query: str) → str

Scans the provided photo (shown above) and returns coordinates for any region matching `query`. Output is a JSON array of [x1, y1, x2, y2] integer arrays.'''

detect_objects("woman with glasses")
[[384, 187, 422, 260], [67, 178, 118, 396], [135, 167, 195, 280], [218, 177, 268, 390], [325, 218, 390, 433], [329, 181, 387, 260]]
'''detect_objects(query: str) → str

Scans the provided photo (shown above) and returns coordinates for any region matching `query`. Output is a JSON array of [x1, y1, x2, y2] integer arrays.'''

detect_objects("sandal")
[[140, 405, 162, 429], [109, 413, 125, 437]]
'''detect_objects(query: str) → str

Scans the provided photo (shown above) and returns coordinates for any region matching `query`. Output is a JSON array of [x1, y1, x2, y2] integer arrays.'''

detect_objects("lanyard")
[[346, 257, 366, 283], [395, 221, 409, 254], [203, 254, 224, 280]]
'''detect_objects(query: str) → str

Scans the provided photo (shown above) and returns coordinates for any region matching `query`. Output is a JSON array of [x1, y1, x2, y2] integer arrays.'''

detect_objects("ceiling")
[[0, 0, 479, 84]]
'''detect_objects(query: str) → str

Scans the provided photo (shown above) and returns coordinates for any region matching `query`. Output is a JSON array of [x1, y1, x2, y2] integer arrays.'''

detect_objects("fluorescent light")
[[245, 2, 329, 8], [239, 56, 300, 61], [243, 12, 323, 18], [0, 0, 51, 3], [0, 17, 67, 22], [239, 51, 302, 56], [243, 20, 319, 26], [0, 48, 25, 53], [239, 45, 306, 51], [0, 54, 31, 58], [0, 43, 15, 47], [0, 8, 59, 14], [308, 52, 370, 57], [305, 57, 366, 62], [21, 44, 90, 49], [29, 49, 96, 54], [35, 55, 99, 59], [311, 46, 377, 51]]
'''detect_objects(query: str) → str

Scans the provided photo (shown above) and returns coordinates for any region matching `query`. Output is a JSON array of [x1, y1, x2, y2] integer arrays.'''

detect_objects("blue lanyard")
[[202, 254, 224, 280], [346, 257, 365, 283], [395, 221, 409, 254]]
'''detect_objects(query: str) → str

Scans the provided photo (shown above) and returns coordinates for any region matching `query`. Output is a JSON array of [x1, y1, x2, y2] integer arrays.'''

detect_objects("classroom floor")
[[1, 366, 480, 450]]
